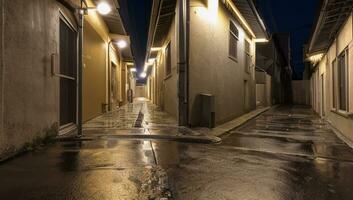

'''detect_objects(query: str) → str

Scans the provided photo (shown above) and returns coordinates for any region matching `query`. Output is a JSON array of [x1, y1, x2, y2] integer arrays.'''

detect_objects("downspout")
[[0, 0, 4, 136], [77, 0, 84, 136], [178, 0, 189, 126], [107, 41, 112, 111]]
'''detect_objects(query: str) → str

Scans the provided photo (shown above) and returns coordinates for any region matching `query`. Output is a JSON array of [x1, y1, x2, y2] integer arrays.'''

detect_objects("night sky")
[[120, 0, 320, 80], [256, 0, 319, 79], [119, 0, 152, 75]]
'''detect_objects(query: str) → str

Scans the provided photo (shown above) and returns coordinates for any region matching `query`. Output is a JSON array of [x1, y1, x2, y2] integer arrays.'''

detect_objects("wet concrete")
[[1, 105, 353, 199]]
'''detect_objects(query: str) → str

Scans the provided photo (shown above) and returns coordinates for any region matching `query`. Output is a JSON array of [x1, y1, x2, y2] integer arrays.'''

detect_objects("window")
[[332, 59, 336, 109], [229, 20, 239, 60], [165, 42, 171, 77], [337, 49, 348, 111], [244, 39, 251, 73]]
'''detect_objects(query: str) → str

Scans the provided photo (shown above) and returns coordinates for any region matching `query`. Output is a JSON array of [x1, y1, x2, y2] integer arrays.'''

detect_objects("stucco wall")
[[188, 0, 256, 125], [83, 21, 107, 121], [0, 0, 72, 160], [82, 4, 123, 121], [311, 13, 353, 143], [154, 14, 178, 119]]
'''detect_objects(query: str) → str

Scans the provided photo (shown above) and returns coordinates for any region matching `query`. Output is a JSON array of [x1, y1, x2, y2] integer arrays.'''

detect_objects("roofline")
[[145, 0, 163, 67], [308, 0, 328, 54], [247, 0, 269, 39]]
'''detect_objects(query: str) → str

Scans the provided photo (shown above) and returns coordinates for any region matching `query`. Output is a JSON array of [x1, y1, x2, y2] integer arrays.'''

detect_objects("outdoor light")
[[97, 2, 111, 15], [307, 53, 324, 64], [140, 72, 147, 78], [255, 38, 269, 43], [117, 40, 127, 49], [130, 68, 137, 72], [151, 47, 162, 51]]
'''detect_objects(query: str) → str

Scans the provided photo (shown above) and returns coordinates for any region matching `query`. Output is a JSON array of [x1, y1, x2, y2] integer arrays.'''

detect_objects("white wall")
[[311, 13, 353, 142]]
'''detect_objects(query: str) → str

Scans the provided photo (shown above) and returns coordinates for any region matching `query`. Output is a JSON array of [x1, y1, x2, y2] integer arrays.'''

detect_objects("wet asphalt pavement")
[[1, 105, 353, 200]]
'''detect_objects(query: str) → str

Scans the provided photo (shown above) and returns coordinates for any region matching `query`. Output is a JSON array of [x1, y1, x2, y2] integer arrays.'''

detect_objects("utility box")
[[200, 94, 215, 128], [127, 89, 133, 103]]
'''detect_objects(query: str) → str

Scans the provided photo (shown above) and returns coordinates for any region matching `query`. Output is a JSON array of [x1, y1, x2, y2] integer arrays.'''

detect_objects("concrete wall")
[[256, 74, 272, 107], [188, 0, 256, 125], [292, 80, 310, 105], [0, 0, 126, 160], [311, 13, 353, 143], [135, 85, 147, 98], [0, 0, 74, 160]]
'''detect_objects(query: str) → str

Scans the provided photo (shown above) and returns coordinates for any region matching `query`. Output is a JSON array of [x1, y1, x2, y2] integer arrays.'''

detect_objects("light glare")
[[97, 2, 111, 15], [117, 40, 128, 49], [140, 72, 147, 78]]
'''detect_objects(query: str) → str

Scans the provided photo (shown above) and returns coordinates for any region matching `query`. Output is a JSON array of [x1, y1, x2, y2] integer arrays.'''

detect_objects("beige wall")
[[0, 0, 75, 160], [83, 20, 107, 121], [82, 2, 124, 121], [188, 0, 256, 125], [153, 14, 179, 119], [311, 13, 353, 142]]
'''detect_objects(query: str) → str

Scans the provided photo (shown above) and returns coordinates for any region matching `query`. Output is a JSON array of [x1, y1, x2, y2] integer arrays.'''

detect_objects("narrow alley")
[[1, 105, 353, 199], [1, 0, 353, 199]]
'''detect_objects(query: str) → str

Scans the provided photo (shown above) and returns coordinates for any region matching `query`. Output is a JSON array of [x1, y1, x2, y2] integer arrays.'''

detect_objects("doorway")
[[321, 74, 325, 117], [110, 62, 118, 111], [244, 80, 250, 112], [59, 19, 77, 132]]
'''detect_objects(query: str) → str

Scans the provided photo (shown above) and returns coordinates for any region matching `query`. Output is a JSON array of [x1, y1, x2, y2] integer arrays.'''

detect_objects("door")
[[321, 74, 325, 117], [110, 62, 117, 110], [59, 19, 77, 130], [244, 80, 249, 112]]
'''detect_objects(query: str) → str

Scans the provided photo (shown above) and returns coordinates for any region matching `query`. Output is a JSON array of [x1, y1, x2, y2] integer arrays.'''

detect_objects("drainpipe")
[[107, 41, 112, 111], [178, 0, 189, 126], [77, 1, 84, 137]]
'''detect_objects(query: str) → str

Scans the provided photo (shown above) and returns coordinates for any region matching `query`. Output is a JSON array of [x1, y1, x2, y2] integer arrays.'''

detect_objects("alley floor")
[[1, 105, 353, 199]]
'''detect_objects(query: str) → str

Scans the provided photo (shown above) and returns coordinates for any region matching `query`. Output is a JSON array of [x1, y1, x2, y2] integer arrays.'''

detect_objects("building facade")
[[0, 0, 133, 160], [145, 0, 268, 126], [307, 0, 353, 143], [256, 33, 293, 105]]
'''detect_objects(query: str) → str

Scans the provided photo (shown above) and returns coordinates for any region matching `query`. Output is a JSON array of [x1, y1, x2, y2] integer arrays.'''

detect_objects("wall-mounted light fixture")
[[130, 68, 137, 72], [80, 1, 112, 16], [307, 53, 324, 65], [254, 38, 269, 43], [116, 40, 128, 49], [97, 2, 111, 15]]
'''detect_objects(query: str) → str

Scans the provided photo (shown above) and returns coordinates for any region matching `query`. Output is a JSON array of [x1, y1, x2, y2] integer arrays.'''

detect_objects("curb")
[[55, 134, 221, 144]]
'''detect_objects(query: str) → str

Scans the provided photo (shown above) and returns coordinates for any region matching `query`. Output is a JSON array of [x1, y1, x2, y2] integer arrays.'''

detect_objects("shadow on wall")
[[190, 94, 215, 128]]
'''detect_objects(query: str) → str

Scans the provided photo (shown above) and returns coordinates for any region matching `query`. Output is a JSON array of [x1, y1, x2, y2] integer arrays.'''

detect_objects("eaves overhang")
[[225, 0, 269, 39], [92, 0, 134, 61], [308, 0, 353, 56]]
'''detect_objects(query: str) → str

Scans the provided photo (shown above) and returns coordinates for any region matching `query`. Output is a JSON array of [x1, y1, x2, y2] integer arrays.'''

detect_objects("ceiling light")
[[97, 2, 111, 15], [117, 40, 127, 49]]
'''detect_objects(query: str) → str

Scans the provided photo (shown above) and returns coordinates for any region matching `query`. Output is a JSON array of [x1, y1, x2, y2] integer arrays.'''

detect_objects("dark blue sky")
[[256, 0, 319, 79], [121, 0, 319, 79], [119, 0, 152, 72]]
